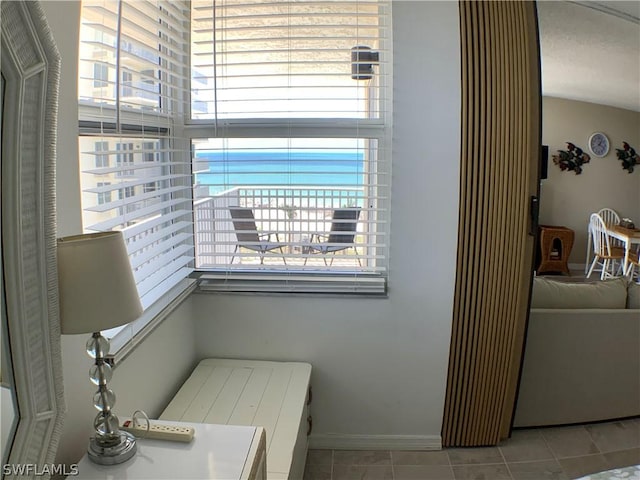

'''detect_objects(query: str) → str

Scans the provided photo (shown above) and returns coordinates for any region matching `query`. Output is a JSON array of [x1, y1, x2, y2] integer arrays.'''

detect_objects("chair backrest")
[[229, 207, 260, 243], [590, 213, 614, 256], [596, 207, 620, 228], [327, 208, 361, 244]]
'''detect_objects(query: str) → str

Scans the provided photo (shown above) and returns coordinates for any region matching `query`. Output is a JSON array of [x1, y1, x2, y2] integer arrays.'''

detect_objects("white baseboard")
[[568, 262, 586, 273], [309, 433, 442, 450]]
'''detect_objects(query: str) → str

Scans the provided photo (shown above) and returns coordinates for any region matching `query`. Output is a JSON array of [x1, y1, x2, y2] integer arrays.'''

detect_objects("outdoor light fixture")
[[351, 45, 380, 80], [57, 231, 143, 465]]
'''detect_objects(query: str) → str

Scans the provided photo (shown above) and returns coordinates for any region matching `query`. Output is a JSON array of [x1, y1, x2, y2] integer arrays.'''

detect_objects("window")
[[144, 182, 158, 193], [78, 0, 391, 305], [141, 69, 156, 85], [119, 186, 136, 200], [96, 182, 112, 205], [95, 141, 109, 168], [188, 0, 391, 292], [116, 142, 135, 176], [78, 0, 193, 314], [122, 70, 133, 97], [93, 62, 108, 88], [143, 141, 157, 162]]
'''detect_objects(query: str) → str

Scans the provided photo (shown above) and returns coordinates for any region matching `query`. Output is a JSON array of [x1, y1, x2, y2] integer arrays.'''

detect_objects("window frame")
[[184, 0, 392, 294]]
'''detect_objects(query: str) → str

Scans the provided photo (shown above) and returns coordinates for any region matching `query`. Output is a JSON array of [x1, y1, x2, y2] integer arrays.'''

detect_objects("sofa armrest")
[[514, 309, 640, 427]]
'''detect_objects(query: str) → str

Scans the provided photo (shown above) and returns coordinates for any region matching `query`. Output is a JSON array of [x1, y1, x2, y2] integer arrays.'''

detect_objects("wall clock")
[[588, 132, 610, 157]]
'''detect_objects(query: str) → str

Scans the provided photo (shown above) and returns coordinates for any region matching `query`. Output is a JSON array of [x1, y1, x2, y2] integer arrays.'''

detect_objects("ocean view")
[[194, 151, 365, 195]]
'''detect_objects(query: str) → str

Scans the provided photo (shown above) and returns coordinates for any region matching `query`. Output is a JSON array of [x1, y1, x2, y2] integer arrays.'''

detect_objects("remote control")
[[121, 420, 195, 443]]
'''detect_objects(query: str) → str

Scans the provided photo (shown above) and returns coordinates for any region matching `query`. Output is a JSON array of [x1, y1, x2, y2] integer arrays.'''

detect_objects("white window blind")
[[188, 0, 391, 290], [78, 0, 194, 309], [190, 0, 388, 121]]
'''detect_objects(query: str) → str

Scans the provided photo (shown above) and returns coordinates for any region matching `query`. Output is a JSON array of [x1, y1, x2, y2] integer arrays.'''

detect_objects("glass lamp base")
[[87, 430, 137, 465]]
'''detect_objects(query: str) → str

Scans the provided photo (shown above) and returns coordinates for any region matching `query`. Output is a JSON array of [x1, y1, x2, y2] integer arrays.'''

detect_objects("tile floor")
[[303, 417, 640, 480]]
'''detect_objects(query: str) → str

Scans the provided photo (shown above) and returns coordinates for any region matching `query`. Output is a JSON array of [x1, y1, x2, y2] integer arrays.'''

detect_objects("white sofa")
[[513, 277, 640, 427]]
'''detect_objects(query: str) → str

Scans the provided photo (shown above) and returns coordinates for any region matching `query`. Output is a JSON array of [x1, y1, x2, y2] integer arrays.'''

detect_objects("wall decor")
[[552, 142, 591, 175], [615, 142, 638, 173], [588, 132, 610, 157]]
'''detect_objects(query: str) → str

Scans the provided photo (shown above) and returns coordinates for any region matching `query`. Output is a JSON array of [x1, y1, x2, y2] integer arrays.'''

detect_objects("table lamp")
[[57, 231, 143, 465]]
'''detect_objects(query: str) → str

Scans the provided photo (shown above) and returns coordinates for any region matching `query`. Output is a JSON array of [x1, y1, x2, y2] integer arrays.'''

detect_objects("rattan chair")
[[586, 213, 624, 279], [229, 207, 287, 265], [305, 207, 362, 266]]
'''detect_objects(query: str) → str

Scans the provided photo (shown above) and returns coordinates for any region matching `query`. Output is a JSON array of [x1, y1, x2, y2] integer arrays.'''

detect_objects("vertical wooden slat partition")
[[442, 1, 541, 447]]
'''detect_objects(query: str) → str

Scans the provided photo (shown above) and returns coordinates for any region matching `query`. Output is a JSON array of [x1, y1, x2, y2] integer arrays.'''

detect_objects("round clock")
[[588, 132, 610, 157]]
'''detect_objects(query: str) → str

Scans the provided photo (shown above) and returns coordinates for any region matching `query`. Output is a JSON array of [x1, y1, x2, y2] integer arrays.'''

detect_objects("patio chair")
[[229, 207, 287, 265], [586, 213, 624, 279], [304, 207, 362, 266]]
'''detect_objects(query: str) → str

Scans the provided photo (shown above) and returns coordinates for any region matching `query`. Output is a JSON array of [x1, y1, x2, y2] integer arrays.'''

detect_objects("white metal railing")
[[193, 186, 376, 269]]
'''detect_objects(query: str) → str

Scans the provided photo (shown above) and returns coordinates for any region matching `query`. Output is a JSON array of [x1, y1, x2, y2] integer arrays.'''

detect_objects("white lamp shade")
[[57, 231, 143, 334]]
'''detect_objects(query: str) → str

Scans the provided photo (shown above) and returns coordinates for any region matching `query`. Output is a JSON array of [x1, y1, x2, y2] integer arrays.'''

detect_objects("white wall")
[[41, 2, 200, 466], [190, 1, 461, 449], [43, 0, 461, 461], [540, 97, 640, 265]]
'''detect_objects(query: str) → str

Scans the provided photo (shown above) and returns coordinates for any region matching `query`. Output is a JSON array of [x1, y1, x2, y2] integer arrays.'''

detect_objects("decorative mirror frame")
[[1, 1, 65, 475]]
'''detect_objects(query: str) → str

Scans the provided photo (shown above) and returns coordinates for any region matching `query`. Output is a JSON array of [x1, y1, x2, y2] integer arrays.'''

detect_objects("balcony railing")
[[194, 186, 372, 269]]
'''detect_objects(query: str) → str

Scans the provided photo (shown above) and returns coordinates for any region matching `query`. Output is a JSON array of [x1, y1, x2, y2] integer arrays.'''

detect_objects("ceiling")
[[538, 0, 640, 112]]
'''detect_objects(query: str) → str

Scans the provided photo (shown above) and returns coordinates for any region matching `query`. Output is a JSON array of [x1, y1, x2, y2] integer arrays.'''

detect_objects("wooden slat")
[[252, 367, 293, 454], [203, 367, 253, 424], [158, 364, 217, 420], [180, 366, 235, 422], [227, 367, 273, 425], [443, 0, 540, 447], [268, 367, 311, 474]]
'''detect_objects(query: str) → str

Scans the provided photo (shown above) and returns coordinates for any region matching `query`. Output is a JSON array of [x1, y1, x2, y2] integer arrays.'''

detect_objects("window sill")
[[107, 278, 197, 366], [194, 270, 387, 296]]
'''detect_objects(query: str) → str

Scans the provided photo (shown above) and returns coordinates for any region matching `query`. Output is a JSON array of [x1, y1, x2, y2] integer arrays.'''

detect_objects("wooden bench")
[[159, 358, 312, 480]]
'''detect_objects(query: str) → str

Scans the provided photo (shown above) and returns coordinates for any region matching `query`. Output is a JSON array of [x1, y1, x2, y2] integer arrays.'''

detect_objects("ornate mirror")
[[1, 1, 65, 476]]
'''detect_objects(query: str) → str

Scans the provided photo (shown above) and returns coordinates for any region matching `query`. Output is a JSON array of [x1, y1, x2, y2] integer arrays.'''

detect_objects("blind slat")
[[86, 200, 192, 232], [122, 210, 191, 239], [136, 254, 193, 297], [128, 221, 193, 255], [84, 186, 191, 213], [83, 175, 191, 193], [139, 267, 194, 309], [130, 233, 193, 270]]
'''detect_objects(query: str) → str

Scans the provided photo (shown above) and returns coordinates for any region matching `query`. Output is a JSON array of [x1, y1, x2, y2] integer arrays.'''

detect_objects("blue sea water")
[[195, 151, 364, 195]]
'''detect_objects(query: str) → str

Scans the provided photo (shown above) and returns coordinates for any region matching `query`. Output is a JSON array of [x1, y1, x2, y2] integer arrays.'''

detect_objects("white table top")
[[76, 421, 257, 480]]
